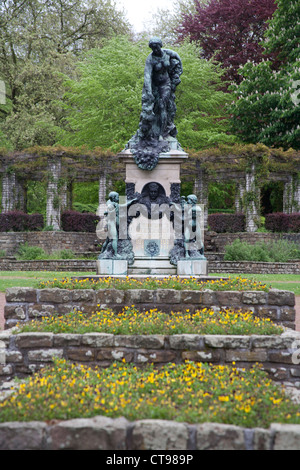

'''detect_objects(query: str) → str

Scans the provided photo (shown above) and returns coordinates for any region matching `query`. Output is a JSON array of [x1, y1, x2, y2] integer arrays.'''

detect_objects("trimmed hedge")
[[0, 211, 44, 232], [208, 213, 246, 233], [61, 210, 100, 233], [265, 213, 300, 233]]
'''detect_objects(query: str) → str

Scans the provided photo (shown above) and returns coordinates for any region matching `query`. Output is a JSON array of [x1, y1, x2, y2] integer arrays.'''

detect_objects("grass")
[[17, 305, 282, 336], [1, 358, 299, 428]]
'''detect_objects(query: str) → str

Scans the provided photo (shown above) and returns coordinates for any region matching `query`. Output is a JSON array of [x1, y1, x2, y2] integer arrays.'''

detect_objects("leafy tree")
[[177, 0, 277, 83], [229, 0, 300, 150], [58, 37, 236, 151], [0, 0, 131, 149]]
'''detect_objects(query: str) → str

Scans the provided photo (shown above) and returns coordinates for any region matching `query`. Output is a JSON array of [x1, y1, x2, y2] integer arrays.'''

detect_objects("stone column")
[[244, 163, 260, 232], [46, 156, 66, 230], [194, 162, 208, 229], [283, 175, 300, 214], [1, 170, 27, 213]]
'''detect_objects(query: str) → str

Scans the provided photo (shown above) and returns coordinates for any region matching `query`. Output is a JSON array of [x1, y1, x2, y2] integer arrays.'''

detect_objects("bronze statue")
[[126, 38, 183, 171]]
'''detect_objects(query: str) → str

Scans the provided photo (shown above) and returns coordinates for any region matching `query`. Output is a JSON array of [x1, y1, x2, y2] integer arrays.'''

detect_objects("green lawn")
[[0, 271, 299, 295]]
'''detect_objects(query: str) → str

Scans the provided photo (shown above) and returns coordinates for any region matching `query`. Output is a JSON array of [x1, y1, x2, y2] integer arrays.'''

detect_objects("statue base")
[[177, 259, 208, 276], [96, 259, 128, 276]]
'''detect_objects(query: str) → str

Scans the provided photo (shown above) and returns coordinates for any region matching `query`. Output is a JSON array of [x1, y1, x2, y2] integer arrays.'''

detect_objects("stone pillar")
[[1, 170, 27, 213], [235, 181, 245, 213], [283, 175, 300, 214], [244, 163, 260, 232], [46, 157, 66, 230], [194, 162, 208, 229]]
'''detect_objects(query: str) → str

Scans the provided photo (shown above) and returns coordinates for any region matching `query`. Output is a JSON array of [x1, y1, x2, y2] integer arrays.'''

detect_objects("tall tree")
[[229, 0, 300, 150], [177, 0, 277, 83], [0, 0, 131, 148], [58, 37, 236, 151]]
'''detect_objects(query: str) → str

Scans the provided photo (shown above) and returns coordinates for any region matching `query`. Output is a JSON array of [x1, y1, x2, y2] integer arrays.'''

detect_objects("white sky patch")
[[118, 0, 174, 32]]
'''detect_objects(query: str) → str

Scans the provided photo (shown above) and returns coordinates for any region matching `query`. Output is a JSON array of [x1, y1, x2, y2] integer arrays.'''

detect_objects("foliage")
[[37, 275, 269, 291], [229, 0, 300, 149], [177, 0, 277, 83], [265, 212, 300, 233], [61, 210, 100, 232], [0, 0, 131, 149], [58, 37, 236, 151], [16, 243, 82, 260], [1, 358, 299, 428], [208, 213, 246, 233], [0, 211, 44, 232], [224, 238, 300, 262]]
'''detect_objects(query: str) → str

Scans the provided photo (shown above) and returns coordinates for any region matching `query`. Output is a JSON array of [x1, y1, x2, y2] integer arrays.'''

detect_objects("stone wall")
[[4, 286, 296, 331], [1, 416, 300, 450], [0, 231, 99, 255], [1, 327, 300, 385], [1, 231, 299, 257]]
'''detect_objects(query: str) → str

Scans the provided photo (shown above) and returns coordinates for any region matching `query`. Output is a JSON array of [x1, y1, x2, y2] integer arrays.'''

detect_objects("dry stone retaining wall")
[[4, 287, 296, 330], [1, 327, 300, 385], [0, 417, 300, 450]]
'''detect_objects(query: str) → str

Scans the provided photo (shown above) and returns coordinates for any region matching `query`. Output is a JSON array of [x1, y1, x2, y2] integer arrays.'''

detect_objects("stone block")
[[72, 289, 96, 303], [39, 288, 72, 304], [242, 291, 267, 305], [15, 333, 54, 349], [256, 306, 278, 321], [81, 333, 114, 347], [204, 335, 251, 349], [66, 348, 94, 362], [201, 290, 217, 306], [180, 290, 203, 304], [27, 348, 63, 362], [155, 289, 181, 304], [271, 424, 300, 450], [47, 416, 128, 450], [268, 289, 295, 306], [96, 259, 128, 275], [28, 304, 56, 318], [216, 291, 242, 306], [5, 287, 37, 303], [169, 334, 202, 350], [226, 349, 268, 362], [4, 304, 26, 320], [95, 289, 125, 305], [135, 349, 177, 363], [53, 334, 82, 347], [177, 259, 208, 276], [124, 289, 154, 305], [114, 335, 165, 349], [130, 419, 189, 450], [195, 423, 246, 450], [0, 422, 47, 450]]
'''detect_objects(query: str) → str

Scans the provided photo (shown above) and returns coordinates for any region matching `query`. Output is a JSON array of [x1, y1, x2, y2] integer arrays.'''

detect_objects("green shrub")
[[16, 243, 47, 260], [224, 239, 300, 262]]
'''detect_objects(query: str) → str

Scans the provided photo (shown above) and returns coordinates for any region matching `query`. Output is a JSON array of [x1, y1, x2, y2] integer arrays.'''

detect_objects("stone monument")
[[96, 38, 207, 276]]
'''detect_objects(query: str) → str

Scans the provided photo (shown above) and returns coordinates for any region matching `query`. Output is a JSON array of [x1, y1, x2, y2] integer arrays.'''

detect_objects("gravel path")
[[0, 292, 299, 332]]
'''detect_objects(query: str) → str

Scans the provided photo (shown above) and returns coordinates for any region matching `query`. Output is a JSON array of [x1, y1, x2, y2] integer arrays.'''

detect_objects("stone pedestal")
[[119, 147, 189, 275], [177, 259, 208, 276], [96, 259, 128, 276]]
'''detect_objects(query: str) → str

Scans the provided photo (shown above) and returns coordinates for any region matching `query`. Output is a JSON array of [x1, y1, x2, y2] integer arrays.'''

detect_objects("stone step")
[[128, 266, 177, 275]]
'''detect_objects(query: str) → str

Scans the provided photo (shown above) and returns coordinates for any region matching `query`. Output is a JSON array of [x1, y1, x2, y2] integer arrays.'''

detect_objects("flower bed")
[[1, 358, 300, 430]]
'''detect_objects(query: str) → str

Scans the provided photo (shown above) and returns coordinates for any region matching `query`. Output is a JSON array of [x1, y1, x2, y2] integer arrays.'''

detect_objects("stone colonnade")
[[193, 161, 300, 232], [1, 156, 108, 230], [1, 153, 299, 232]]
